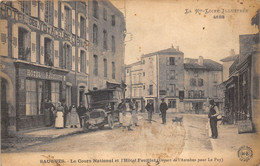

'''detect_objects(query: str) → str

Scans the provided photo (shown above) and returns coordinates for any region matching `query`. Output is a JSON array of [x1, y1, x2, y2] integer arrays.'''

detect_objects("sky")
[[110, 0, 259, 65]]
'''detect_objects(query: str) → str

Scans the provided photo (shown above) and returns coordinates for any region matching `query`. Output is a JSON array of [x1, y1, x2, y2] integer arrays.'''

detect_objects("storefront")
[[15, 62, 68, 130]]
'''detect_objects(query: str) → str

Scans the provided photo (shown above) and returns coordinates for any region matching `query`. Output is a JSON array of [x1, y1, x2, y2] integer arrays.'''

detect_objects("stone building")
[[183, 56, 223, 113], [88, 0, 126, 90], [0, 1, 89, 135]]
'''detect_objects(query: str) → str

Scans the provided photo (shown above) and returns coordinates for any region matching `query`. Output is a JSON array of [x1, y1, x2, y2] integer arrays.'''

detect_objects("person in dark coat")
[[61, 99, 69, 128], [77, 102, 87, 128], [208, 99, 219, 139], [145, 100, 154, 123], [160, 98, 168, 124]]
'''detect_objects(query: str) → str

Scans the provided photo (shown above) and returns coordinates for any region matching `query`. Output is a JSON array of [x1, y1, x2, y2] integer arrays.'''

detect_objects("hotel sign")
[[26, 69, 64, 81]]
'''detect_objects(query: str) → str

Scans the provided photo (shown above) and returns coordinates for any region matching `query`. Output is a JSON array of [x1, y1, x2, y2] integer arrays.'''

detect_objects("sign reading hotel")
[[26, 69, 64, 81]]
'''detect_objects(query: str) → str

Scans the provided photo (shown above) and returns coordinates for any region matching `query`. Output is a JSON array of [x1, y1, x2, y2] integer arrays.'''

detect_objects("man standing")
[[77, 102, 87, 128], [145, 100, 154, 123], [160, 98, 168, 124], [117, 99, 126, 127], [208, 99, 219, 139], [61, 99, 69, 128]]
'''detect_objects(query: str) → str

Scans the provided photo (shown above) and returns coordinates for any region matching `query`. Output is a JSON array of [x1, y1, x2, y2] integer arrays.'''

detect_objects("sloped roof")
[[220, 54, 239, 62], [184, 59, 223, 71], [141, 47, 184, 58], [125, 61, 142, 67]]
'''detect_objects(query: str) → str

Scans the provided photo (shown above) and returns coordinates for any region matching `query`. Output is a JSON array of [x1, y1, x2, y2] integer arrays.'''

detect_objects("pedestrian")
[[160, 98, 168, 124], [208, 99, 219, 139], [48, 99, 56, 127], [77, 102, 87, 128], [55, 101, 64, 129], [131, 99, 138, 126], [69, 104, 78, 128], [44, 98, 51, 126], [122, 99, 133, 131], [61, 99, 69, 128], [117, 99, 126, 127], [145, 100, 154, 123]]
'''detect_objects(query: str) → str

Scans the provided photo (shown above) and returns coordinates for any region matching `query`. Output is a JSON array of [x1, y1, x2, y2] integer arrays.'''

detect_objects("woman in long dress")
[[55, 102, 64, 129], [131, 99, 138, 126], [69, 104, 78, 128]]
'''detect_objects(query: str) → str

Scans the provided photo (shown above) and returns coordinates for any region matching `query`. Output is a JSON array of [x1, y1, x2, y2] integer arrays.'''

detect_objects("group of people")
[[44, 99, 87, 129]]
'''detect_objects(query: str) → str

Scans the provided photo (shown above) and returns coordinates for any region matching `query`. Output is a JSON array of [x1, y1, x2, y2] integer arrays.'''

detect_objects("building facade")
[[183, 56, 223, 113], [0, 1, 89, 135], [88, 0, 125, 90]]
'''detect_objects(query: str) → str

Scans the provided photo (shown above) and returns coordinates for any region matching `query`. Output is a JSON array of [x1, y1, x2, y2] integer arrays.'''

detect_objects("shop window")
[[112, 35, 115, 53], [112, 61, 115, 79], [198, 78, 203, 87], [80, 50, 86, 73], [26, 80, 43, 115], [112, 15, 116, 26], [64, 6, 72, 33], [93, 24, 98, 45], [103, 58, 107, 77], [168, 99, 176, 108], [103, 8, 107, 20], [80, 16, 86, 39], [149, 85, 153, 95], [94, 55, 98, 76], [63, 43, 72, 70], [19, 1, 31, 15], [44, 38, 53, 66], [103, 30, 107, 50], [18, 27, 30, 61], [45, 1, 53, 24], [51, 82, 60, 105], [93, 0, 99, 19]]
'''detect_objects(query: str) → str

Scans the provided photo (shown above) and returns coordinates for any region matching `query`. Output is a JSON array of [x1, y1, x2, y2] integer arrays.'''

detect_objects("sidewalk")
[[209, 123, 260, 152], [1, 126, 83, 152]]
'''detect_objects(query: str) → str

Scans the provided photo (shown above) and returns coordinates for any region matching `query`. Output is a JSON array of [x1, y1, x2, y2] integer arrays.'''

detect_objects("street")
[[20, 113, 212, 155]]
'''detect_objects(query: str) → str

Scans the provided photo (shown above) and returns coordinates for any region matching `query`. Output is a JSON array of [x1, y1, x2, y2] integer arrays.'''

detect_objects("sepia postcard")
[[0, 0, 260, 165]]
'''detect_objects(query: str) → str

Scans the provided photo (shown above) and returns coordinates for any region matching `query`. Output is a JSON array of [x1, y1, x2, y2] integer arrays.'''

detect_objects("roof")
[[220, 54, 239, 62], [184, 59, 223, 71], [125, 61, 142, 67], [141, 47, 184, 58]]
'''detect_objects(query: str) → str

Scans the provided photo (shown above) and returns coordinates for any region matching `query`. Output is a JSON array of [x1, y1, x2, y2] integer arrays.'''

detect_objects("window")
[[64, 6, 72, 32], [103, 58, 107, 77], [167, 57, 175, 65], [63, 43, 72, 70], [112, 15, 116, 26], [199, 90, 204, 98], [103, 8, 107, 20], [51, 82, 60, 105], [18, 27, 30, 61], [93, 0, 99, 19], [94, 55, 98, 76], [190, 78, 197, 86], [168, 99, 176, 108], [213, 73, 218, 83], [188, 90, 194, 98], [143, 85, 145, 90], [80, 16, 86, 39], [138, 74, 141, 83], [167, 70, 175, 80], [198, 78, 204, 87], [19, 1, 31, 15], [44, 38, 53, 66], [143, 72, 145, 76], [168, 84, 176, 95], [93, 24, 98, 45], [112, 35, 115, 53], [45, 1, 53, 24], [149, 85, 153, 95], [213, 85, 217, 97], [103, 30, 107, 50], [80, 50, 86, 73], [112, 62, 115, 79], [142, 59, 145, 64], [139, 88, 142, 97], [126, 69, 129, 73]]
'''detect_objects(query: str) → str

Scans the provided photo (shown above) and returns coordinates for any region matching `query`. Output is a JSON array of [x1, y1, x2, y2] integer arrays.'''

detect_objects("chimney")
[[230, 49, 235, 56], [176, 46, 179, 51], [198, 56, 203, 66]]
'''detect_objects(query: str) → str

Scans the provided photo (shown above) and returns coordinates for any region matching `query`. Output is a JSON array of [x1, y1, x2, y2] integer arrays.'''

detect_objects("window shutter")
[[0, 20, 8, 57], [12, 1, 21, 11], [86, 18, 88, 40], [78, 14, 81, 37], [39, 1, 45, 21], [12, 23, 18, 58], [30, 32, 36, 62], [166, 57, 169, 65], [31, 1, 38, 18], [72, 46, 75, 71], [54, 40, 59, 67], [61, 3, 65, 29], [72, 10, 75, 34], [53, 0, 58, 27], [78, 49, 81, 72], [86, 52, 89, 74], [40, 35, 45, 64]]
